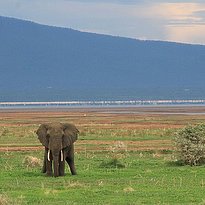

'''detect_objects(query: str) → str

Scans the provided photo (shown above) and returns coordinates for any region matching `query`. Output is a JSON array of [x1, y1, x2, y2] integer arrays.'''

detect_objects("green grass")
[[0, 126, 38, 146], [1, 150, 205, 204], [79, 127, 175, 141], [1, 111, 205, 204], [0, 126, 175, 148]]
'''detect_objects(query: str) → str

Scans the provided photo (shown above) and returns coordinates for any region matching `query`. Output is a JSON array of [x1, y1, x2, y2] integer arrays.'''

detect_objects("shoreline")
[[1, 104, 205, 115], [0, 99, 205, 108], [1, 100, 205, 110]]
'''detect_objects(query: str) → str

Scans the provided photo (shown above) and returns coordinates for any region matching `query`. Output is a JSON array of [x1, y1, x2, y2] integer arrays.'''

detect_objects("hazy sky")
[[1, 0, 205, 45]]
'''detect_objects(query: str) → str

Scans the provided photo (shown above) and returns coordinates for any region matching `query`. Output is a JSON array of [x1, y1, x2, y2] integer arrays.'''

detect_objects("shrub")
[[99, 158, 125, 169], [174, 124, 205, 166]]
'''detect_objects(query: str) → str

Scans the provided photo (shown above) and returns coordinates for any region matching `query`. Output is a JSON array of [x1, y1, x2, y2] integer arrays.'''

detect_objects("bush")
[[175, 124, 205, 166], [99, 158, 125, 169]]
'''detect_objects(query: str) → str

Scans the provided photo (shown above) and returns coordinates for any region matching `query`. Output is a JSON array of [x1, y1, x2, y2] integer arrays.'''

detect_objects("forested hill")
[[1, 16, 205, 101]]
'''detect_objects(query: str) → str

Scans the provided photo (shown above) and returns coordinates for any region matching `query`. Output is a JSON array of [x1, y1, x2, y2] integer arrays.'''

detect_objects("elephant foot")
[[46, 172, 53, 177], [42, 169, 46, 173], [70, 166, 77, 175], [71, 171, 77, 175]]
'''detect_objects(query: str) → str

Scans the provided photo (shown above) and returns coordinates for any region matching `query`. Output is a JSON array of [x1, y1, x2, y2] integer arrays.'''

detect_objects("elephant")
[[36, 122, 79, 177]]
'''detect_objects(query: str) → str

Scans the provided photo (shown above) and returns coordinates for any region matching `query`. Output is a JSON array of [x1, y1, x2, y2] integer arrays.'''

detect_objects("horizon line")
[[1, 99, 205, 106]]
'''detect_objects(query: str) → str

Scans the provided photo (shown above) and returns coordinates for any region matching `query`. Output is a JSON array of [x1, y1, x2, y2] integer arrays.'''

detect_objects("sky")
[[1, 0, 205, 45]]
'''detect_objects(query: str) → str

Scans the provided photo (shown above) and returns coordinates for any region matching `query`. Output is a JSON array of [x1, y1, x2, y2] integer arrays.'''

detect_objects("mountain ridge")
[[1, 16, 205, 101]]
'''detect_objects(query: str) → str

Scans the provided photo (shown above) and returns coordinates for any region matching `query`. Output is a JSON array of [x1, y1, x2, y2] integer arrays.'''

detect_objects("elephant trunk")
[[53, 149, 63, 177], [53, 155, 59, 177], [48, 139, 64, 177]]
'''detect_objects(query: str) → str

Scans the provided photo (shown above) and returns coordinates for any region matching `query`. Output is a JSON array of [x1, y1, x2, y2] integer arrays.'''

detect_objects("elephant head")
[[36, 122, 79, 177]]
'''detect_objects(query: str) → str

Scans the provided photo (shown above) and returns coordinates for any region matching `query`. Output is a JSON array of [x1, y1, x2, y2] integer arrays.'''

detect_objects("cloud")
[[157, 3, 205, 44], [157, 3, 205, 23], [128, 2, 205, 44], [1, 0, 205, 44], [63, 0, 205, 3], [194, 9, 205, 22], [167, 24, 205, 44]]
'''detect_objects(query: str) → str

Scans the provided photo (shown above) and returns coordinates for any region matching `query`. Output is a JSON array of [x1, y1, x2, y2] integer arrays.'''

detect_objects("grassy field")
[[1, 107, 205, 204]]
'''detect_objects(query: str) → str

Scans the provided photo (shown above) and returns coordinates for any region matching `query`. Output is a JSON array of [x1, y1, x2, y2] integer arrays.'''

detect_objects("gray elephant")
[[36, 122, 79, 177]]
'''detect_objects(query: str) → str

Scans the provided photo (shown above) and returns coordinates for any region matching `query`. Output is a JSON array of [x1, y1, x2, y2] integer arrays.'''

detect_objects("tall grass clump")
[[175, 124, 205, 166], [23, 156, 42, 168], [99, 141, 127, 169]]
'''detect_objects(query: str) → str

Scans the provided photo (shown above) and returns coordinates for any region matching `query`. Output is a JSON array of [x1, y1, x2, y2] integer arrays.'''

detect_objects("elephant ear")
[[62, 123, 79, 147], [36, 124, 49, 147]]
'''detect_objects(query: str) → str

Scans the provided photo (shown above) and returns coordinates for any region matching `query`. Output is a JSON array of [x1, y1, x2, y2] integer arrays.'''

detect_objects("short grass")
[[1, 150, 205, 204], [0, 126, 38, 146], [0, 126, 175, 147]]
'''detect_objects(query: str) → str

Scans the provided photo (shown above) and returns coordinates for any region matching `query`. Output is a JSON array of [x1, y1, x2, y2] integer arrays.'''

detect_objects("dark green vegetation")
[[1, 16, 205, 101], [1, 107, 205, 204]]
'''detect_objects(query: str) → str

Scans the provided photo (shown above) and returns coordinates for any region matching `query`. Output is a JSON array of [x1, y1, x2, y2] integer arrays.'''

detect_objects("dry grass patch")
[[44, 189, 59, 195], [23, 156, 42, 168], [0, 194, 10, 205], [123, 187, 135, 193]]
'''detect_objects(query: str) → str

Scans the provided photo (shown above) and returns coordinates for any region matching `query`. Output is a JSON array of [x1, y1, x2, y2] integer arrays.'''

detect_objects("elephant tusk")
[[61, 150, 63, 162], [48, 150, 51, 161]]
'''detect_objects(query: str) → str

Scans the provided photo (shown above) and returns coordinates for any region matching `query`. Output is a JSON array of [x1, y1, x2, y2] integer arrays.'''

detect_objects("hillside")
[[0, 16, 205, 101]]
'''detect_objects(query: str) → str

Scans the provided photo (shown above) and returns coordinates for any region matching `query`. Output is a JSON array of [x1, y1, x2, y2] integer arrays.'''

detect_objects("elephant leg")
[[46, 160, 53, 176], [42, 147, 48, 173], [66, 157, 77, 175], [59, 160, 65, 176], [65, 145, 77, 175]]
